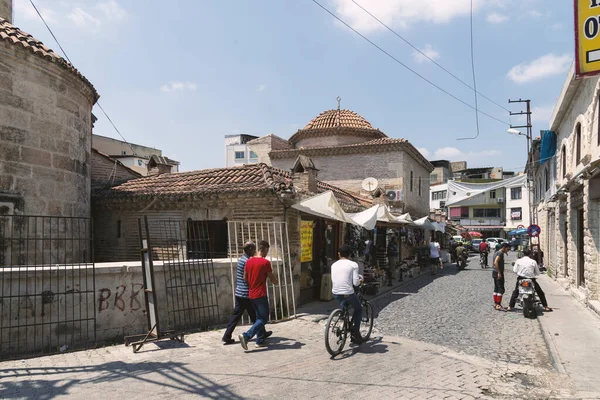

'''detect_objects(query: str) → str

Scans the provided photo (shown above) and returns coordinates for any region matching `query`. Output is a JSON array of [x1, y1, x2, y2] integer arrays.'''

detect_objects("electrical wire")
[[310, 0, 509, 127], [29, 0, 138, 156], [350, 0, 511, 114], [457, 0, 480, 140]]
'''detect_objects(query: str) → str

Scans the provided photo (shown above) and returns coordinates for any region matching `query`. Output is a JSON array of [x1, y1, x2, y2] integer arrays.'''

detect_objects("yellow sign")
[[576, 0, 600, 78], [300, 220, 313, 263]]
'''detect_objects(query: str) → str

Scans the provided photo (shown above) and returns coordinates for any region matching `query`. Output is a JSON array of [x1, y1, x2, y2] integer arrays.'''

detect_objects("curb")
[[537, 315, 567, 374]]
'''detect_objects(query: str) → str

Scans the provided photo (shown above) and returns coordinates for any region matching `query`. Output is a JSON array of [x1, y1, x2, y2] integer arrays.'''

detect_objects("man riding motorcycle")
[[479, 240, 489, 268], [455, 243, 468, 270]]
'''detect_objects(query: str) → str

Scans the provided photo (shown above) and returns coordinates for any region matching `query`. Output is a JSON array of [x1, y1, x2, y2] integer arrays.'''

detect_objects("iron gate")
[[0, 215, 96, 360], [227, 221, 296, 324], [142, 218, 220, 334]]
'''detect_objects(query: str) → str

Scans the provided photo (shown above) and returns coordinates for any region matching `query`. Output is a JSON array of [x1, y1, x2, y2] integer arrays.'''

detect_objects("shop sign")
[[300, 220, 313, 263], [575, 0, 600, 78]]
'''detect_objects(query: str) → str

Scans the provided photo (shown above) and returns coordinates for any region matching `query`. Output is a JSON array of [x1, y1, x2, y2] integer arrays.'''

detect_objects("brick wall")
[[295, 135, 368, 149], [91, 150, 140, 191], [0, 40, 96, 216]]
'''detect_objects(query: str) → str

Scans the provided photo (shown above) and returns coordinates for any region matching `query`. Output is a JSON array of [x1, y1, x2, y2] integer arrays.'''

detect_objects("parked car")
[[486, 238, 506, 249], [471, 238, 483, 252]]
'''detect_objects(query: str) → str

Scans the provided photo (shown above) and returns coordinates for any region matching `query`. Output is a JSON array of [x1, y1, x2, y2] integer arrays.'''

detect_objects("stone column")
[[0, 0, 12, 24]]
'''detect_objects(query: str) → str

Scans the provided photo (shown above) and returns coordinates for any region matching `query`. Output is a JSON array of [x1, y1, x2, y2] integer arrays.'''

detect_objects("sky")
[[12, 0, 575, 172]]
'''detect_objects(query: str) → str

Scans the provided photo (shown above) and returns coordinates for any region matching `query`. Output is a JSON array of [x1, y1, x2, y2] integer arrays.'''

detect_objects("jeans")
[[430, 257, 439, 274], [223, 296, 257, 341], [243, 296, 270, 344], [387, 257, 398, 283], [333, 293, 362, 335], [509, 277, 548, 308]]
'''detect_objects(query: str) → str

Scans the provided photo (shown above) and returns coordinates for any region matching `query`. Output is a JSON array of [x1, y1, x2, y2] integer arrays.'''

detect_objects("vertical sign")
[[575, 0, 600, 78], [300, 220, 313, 263]]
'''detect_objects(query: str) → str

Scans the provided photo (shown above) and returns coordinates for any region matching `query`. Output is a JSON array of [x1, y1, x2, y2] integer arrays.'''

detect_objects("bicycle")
[[324, 283, 375, 356], [479, 251, 489, 268]]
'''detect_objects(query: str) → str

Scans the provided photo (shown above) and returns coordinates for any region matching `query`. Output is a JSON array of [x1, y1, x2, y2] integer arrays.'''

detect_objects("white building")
[[430, 183, 448, 211], [225, 134, 259, 167]]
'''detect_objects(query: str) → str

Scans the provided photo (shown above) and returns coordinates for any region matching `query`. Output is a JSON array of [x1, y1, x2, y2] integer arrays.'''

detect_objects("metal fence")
[[0, 215, 96, 360], [227, 221, 296, 324], [144, 218, 220, 334]]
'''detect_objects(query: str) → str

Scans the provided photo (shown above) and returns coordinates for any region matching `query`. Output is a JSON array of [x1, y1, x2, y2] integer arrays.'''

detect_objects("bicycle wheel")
[[324, 309, 347, 356], [359, 301, 374, 341]]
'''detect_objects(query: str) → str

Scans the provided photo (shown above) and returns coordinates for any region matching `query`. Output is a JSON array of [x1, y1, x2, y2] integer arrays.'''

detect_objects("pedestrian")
[[331, 244, 363, 344], [492, 243, 511, 311], [507, 249, 552, 312], [386, 235, 399, 286], [222, 241, 271, 345], [239, 240, 279, 350], [510, 237, 517, 251], [364, 236, 372, 264], [429, 239, 441, 275]]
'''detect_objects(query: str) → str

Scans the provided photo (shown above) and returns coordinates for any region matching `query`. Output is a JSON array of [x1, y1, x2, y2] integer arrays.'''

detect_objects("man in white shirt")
[[507, 249, 552, 312], [429, 240, 441, 275], [331, 244, 363, 344]]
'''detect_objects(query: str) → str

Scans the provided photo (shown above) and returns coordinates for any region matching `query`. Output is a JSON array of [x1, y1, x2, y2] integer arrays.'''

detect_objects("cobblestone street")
[[2, 251, 594, 399]]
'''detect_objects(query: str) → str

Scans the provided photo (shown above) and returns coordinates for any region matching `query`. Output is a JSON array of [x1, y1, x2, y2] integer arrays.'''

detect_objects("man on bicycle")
[[479, 240, 489, 267], [331, 244, 363, 344]]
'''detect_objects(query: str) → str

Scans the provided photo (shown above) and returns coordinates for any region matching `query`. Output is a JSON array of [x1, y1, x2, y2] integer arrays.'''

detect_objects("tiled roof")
[[0, 18, 98, 102], [97, 163, 369, 208], [304, 109, 374, 130]]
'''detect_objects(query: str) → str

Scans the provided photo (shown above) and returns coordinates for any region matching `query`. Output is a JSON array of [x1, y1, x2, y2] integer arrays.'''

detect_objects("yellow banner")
[[576, 0, 600, 77], [300, 220, 313, 263]]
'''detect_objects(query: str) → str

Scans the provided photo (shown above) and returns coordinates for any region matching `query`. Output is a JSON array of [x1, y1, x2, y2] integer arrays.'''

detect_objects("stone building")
[[247, 107, 433, 217], [0, 1, 98, 216], [534, 64, 600, 311]]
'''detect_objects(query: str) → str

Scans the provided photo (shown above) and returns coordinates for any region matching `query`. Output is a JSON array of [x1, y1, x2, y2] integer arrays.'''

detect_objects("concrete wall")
[[92, 134, 162, 158], [0, 39, 96, 217], [0, 259, 284, 354], [272, 150, 431, 217]]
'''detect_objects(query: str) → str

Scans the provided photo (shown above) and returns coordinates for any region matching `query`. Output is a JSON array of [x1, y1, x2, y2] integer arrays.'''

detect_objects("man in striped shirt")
[[222, 241, 271, 344]]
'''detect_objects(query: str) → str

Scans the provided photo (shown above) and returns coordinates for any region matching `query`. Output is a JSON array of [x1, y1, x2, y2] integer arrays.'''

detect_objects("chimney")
[[291, 155, 318, 193], [0, 0, 12, 24], [147, 155, 173, 176]]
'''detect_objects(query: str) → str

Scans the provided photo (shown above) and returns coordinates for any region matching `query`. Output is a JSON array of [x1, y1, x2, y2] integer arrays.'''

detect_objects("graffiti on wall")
[[97, 283, 144, 313]]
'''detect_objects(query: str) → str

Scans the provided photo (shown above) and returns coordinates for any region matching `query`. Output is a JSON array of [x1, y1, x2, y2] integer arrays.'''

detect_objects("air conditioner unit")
[[386, 189, 403, 202], [497, 198, 504, 203]]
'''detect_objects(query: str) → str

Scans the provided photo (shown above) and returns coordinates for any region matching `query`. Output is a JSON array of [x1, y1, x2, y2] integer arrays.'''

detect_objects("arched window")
[[575, 123, 582, 165], [562, 145, 567, 178]]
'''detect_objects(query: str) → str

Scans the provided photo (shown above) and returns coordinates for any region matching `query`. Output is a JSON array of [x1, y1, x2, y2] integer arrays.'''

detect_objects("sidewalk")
[[536, 274, 600, 398]]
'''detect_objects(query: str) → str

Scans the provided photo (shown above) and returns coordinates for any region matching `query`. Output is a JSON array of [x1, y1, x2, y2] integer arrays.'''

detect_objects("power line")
[[29, 0, 137, 156], [310, 0, 510, 127], [458, 0, 480, 141], [350, 0, 511, 114]]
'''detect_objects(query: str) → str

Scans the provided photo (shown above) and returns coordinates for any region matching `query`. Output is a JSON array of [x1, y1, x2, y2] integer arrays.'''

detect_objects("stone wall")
[[272, 151, 431, 216], [295, 135, 368, 149], [91, 150, 141, 191], [0, 39, 96, 217], [0, 0, 12, 23]]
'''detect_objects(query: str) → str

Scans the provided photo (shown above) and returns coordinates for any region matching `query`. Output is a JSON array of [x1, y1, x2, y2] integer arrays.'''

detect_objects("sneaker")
[[350, 335, 363, 345], [264, 330, 273, 339], [222, 338, 235, 345], [255, 341, 268, 348], [238, 334, 248, 350]]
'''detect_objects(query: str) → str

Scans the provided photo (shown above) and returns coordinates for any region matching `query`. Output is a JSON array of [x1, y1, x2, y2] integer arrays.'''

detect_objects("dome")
[[303, 109, 374, 130]]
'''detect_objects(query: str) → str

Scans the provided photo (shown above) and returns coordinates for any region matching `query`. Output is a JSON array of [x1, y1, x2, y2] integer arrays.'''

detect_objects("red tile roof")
[[303, 109, 374, 130], [0, 18, 98, 102], [96, 163, 369, 208]]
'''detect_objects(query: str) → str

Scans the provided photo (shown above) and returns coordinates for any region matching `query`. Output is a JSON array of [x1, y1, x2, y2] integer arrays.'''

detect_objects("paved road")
[[374, 251, 552, 367]]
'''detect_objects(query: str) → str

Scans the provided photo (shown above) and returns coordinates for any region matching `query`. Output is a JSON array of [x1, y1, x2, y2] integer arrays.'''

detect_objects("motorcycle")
[[456, 248, 469, 271], [479, 252, 489, 269], [517, 278, 539, 319]]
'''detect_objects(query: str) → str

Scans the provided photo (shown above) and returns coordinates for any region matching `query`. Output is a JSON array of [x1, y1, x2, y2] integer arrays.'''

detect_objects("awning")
[[432, 222, 446, 233], [347, 204, 412, 230], [462, 225, 505, 231], [413, 216, 436, 230], [292, 191, 358, 225], [508, 227, 528, 235]]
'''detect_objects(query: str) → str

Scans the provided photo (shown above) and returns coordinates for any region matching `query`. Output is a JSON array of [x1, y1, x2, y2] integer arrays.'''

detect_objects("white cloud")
[[507, 53, 572, 84], [68, 7, 101, 28], [13, 0, 57, 23], [419, 146, 501, 164], [487, 12, 508, 23], [532, 105, 554, 125], [258, 84, 267, 92], [529, 10, 543, 18], [95, 0, 126, 21], [160, 81, 197, 93], [332, 0, 484, 32], [413, 44, 440, 63]]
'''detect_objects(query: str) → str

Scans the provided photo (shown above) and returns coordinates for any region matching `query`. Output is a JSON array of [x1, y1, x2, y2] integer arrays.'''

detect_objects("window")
[[234, 151, 245, 160], [430, 173, 438, 182], [117, 219, 121, 239], [562, 145, 566, 178], [576, 123, 581, 165], [510, 187, 522, 200], [544, 167, 550, 194], [489, 190, 496, 199], [249, 151, 258, 159], [439, 201, 446, 209], [121, 151, 126, 155], [473, 208, 501, 218], [410, 171, 413, 192], [418, 177, 421, 196], [510, 207, 522, 220], [461, 207, 469, 218], [432, 190, 447, 200]]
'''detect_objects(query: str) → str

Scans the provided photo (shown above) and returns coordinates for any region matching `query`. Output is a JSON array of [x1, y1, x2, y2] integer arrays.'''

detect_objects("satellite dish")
[[361, 177, 379, 192]]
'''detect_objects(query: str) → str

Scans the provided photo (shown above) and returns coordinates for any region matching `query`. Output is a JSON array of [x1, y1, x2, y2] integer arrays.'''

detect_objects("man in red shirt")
[[479, 240, 489, 267], [239, 240, 278, 350]]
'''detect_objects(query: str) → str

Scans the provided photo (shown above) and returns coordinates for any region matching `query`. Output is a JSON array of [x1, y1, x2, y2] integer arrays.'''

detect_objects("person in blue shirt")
[[222, 241, 272, 344]]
